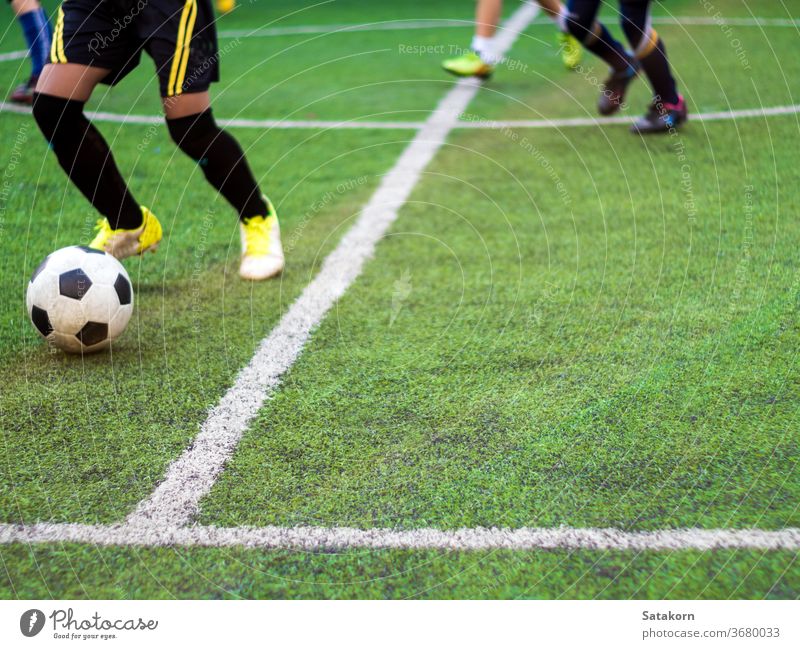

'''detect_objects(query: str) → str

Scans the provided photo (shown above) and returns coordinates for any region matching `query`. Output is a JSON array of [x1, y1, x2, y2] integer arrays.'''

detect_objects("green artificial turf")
[[1, 545, 797, 599], [1, 0, 798, 599]]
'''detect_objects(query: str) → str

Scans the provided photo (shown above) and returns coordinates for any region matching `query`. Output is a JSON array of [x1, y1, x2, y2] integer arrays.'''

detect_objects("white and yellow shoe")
[[557, 32, 583, 70], [441, 51, 494, 79], [239, 198, 284, 280], [89, 206, 163, 260]]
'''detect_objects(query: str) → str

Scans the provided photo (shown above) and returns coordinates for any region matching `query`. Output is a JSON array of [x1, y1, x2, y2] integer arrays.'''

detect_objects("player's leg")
[[33, 64, 145, 232], [162, 93, 283, 280], [537, 0, 582, 69], [8, 0, 52, 104], [442, 0, 502, 79], [32, 2, 161, 259], [620, 0, 687, 133], [148, 0, 283, 281], [561, 0, 638, 115], [33, 64, 161, 258], [162, 91, 267, 221]]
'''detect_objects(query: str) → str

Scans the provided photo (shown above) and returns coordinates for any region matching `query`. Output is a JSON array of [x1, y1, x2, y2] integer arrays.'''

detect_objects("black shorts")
[[50, 0, 219, 97]]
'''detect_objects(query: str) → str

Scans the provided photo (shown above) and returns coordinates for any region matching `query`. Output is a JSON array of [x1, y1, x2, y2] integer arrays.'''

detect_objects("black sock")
[[620, 0, 679, 104], [166, 110, 267, 220], [32, 93, 142, 229], [564, 0, 631, 72], [585, 23, 631, 72], [639, 38, 679, 104]]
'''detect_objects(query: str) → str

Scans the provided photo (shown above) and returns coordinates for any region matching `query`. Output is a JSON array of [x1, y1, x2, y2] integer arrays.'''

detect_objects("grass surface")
[[1, 0, 799, 598]]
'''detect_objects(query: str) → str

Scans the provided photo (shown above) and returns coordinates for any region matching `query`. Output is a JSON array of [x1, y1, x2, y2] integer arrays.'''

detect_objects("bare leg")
[[10, 0, 41, 16], [466, 0, 502, 64], [471, 0, 566, 61], [475, 0, 503, 38], [162, 90, 210, 119], [36, 63, 109, 101], [537, 0, 564, 20]]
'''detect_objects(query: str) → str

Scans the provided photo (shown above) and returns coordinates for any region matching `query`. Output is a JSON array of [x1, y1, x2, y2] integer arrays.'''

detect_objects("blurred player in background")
[[443, 0, 686, 134], [7, 0, 52, 104], [560, 0, 686, 133], [31, 0, 284, 280], [442, 0, 582, 78]]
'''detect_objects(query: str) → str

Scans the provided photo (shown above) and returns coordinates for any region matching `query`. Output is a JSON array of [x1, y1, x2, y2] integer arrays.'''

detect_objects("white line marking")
[[0, 49, 27, 62], [217, 15, 800, 39], [124, 1, 541, 529], [218, 19, 471, 38], [2, 101, 797, 131], [652, 15, 800, 28], [0, 101, 423, 128], [1, 523, 799, 551], [3, 8, 797, 551], [459, 104, 800, 129]]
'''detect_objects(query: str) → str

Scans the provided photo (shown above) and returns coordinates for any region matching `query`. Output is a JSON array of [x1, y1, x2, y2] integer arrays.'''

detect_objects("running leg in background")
[[562, 0, 639, 115], [620, 0, 687, 133]]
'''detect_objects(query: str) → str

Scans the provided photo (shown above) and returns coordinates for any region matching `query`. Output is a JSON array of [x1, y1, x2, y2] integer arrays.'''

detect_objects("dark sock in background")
[[620, 0, 679, 103], [638, 39, 679, 105], [565, 0, 631, 72], [18, 8, 52, 78], [584, 23, 631, 72]]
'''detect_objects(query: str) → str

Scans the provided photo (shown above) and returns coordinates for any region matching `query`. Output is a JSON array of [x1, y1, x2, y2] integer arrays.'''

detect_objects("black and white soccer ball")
[[26, 246, 134, 353]]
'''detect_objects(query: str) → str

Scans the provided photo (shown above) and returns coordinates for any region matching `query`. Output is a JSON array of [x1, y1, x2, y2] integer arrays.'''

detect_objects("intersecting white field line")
[[215, 15, 800, 39], [458, 104, 800, 129], [1, 523, 799, 551], [1, 99, 797, 131], [0, 14, 793, 59], [2, 3, 797, 552]]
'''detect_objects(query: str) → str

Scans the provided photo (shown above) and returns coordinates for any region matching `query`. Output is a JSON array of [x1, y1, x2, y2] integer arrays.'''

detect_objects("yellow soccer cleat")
[[89, 206, 163, 260], [441, 51, 494, 79], [239, 198, 284, 281], [557, 32, 582, 70], [216, 0, 235, 13]]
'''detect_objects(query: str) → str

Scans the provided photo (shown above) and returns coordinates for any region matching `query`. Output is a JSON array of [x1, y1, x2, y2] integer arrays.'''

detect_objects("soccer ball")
[[26, 246, 134, 353]]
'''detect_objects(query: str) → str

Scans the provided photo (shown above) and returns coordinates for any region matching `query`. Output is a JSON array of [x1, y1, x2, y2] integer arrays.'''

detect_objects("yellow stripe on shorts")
[[51, 7, 67, 64], [167, 0, 197, 96], [174, 0, 199, 95]]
